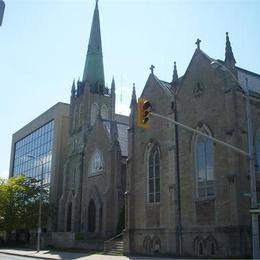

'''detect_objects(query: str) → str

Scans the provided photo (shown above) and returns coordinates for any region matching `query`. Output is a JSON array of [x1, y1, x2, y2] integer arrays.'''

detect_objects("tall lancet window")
[[195, 126, 215, 198], [89, 151, 104, 177], [91, 103, 99, 126], [101, 104, 108, 120], [147, 146, 160, 203]]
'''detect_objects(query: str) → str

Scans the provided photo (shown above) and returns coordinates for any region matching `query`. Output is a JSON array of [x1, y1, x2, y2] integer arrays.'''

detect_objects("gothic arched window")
[[147, 146, 160, 203], [89, 151, 104, 177], [255, 129, 260, 172], [195, 126, 215, 199], [91, 103, 99, 126], [101, 104, 108, 120]]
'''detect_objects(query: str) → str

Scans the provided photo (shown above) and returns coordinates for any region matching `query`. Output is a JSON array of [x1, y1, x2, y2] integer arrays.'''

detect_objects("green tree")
[[0, 176, 49, 240]]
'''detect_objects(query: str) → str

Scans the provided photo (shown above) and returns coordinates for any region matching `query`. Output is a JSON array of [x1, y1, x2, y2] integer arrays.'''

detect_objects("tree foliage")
[[0, 176, 49, 237]]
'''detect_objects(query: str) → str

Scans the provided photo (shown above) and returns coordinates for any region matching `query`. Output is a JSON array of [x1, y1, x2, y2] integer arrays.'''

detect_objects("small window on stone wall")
[[91, 103, 99, 126], [89, 151, 104, 177], [101, 104, 109, 120]]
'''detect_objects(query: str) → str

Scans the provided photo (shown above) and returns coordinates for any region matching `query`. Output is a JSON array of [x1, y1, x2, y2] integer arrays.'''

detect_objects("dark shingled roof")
[[237, 68, 260, 95], [102, 115, 129, 157], [152, 74, 173, 97], [117, 122, 128, 157]]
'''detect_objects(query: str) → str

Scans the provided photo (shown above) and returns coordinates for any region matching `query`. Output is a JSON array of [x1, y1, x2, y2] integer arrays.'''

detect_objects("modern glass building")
[[9, 102, 70, 231], [12, 120, 54, 185]]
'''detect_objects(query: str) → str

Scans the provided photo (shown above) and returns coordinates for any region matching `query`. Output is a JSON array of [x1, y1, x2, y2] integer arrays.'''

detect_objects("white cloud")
[[0, 170, 9, 180]]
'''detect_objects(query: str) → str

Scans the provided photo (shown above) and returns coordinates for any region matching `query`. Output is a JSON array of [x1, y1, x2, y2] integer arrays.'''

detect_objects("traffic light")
[[137, 98, 151, 128]]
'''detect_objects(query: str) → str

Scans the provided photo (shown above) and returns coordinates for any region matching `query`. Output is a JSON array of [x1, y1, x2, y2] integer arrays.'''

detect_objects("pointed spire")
[[172, 61, 178, 85], [111, 76, 115, 94], [225, 32, 236, 68], [130, 83, 137, 108], [82, 0, 105, 93], [71, 79, 76, 97]]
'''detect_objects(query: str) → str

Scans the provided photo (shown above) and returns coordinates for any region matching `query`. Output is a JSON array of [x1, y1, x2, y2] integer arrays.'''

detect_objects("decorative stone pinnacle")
[[172, 61, 178, 84], [130, 83, 137, 107]]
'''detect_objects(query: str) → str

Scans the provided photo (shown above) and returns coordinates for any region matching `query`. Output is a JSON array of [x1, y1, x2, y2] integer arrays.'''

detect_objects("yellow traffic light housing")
[[137, 98, 151, 128]]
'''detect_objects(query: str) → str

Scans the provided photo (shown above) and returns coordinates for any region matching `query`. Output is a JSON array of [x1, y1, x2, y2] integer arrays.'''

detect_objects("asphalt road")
[[0, 253, 40, 260]]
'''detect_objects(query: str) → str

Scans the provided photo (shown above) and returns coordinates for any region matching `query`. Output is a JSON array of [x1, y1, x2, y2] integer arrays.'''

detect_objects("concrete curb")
[[0, 250, 57, 259]]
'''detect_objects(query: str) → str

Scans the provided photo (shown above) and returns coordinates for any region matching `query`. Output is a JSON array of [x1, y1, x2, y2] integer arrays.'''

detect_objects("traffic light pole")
[[150, 112, 249, 157]]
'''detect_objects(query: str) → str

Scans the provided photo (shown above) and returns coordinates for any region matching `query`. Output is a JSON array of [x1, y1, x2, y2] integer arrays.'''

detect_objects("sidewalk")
[[0, 248, 128, 260], [0, 248, 174, 260]]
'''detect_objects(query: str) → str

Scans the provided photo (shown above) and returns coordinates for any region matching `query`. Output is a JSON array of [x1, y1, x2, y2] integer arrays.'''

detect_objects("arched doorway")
[[67, 202, 72, 232], [88, 199, 96, 232]]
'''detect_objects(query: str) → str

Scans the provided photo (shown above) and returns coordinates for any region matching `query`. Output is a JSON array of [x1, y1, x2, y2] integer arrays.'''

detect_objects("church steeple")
[[224, 32, 236, 70], [82, 0, 105, 94]]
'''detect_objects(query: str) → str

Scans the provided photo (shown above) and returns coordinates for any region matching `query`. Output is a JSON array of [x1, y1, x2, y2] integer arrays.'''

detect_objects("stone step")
[[105, 240, 124, 256]]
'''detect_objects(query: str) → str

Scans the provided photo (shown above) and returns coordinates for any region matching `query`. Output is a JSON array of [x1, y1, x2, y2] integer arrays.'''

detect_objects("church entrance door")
[[67, 202, 72, 232], [88, 199, 96, 232]]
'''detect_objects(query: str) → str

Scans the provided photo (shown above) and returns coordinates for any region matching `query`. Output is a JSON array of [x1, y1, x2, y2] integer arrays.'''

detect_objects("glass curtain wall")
[[12, 120, 54, 186]]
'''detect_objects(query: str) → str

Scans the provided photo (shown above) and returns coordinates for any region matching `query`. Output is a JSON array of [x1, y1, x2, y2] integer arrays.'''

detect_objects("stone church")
[[57, 0, 128, 241], [124, 34, 260, 258], [51, 1, 260, 258]]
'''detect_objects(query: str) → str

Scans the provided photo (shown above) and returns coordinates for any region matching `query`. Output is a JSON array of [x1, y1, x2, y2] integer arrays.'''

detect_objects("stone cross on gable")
[[150, 65, 155, 74], [195, 38, 201, 50]]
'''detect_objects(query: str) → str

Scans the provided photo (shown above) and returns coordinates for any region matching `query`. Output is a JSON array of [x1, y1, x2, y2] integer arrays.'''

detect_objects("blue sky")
[[0, 0, 259, 179]]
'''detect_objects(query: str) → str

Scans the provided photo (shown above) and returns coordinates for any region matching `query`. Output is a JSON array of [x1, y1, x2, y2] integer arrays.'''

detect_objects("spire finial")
[[195, 38, 201, 50], [71, 79, 76, 97], [150, 65, 155, 74], [130, 83, 137, 108], [225, 32, 236, 68], [111, 76, 115, 93], [172, 61, 178, 85]]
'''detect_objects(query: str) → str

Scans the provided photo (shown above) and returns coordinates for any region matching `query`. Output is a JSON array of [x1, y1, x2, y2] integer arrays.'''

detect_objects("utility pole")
[[245, 77, 259, 259], [27, 155, 44, 252]]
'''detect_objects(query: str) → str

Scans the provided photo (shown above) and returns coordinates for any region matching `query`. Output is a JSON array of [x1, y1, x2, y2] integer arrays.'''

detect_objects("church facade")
[[48, 1, 260, 258], [57, 1, 128, 240], [124, 34, 260, 258]]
